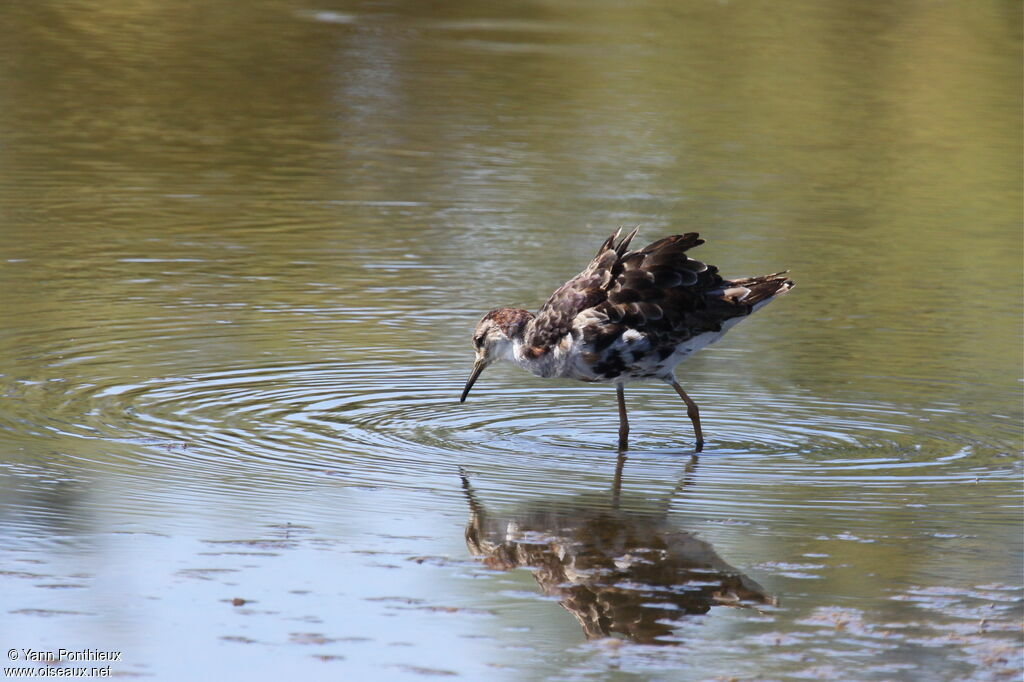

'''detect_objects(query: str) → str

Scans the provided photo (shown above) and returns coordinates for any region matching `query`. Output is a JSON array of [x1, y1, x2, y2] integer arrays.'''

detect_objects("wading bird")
[[460, 229, 792, 451]]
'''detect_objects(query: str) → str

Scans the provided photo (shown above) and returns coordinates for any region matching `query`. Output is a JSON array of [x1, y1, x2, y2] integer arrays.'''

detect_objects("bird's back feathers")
[[525, 230, 793, 374], [526, 227, 638, 352]]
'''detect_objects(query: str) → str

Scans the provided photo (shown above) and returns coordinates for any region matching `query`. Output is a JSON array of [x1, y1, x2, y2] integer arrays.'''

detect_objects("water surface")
[[0, 1, 1021, 680]]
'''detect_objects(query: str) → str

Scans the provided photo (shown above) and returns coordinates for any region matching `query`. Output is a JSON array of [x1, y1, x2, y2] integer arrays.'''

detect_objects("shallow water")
[[1, 0, 1021, 680]]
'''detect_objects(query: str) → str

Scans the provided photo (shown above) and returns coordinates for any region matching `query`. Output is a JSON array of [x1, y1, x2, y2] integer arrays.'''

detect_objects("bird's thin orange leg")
[[669, 379, 704, 452], [616, 384, 629, 451]]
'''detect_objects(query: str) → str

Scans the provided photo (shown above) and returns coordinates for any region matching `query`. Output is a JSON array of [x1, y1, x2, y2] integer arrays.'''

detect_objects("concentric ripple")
[[3, 342, 1018, 518]]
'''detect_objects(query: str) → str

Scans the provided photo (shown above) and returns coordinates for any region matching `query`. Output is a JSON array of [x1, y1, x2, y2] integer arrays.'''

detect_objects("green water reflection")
[[0, 0, 1020, 680]]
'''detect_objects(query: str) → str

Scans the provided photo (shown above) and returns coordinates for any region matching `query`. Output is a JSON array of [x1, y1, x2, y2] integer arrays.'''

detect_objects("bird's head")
[[460, 307, 531, 403]]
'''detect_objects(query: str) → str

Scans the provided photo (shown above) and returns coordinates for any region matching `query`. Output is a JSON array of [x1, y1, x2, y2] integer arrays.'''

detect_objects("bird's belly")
[[564, 323, 742, 384], [657, 319, 746, 372], [666, 329, 727, 362], [561, 332, 660, 383]]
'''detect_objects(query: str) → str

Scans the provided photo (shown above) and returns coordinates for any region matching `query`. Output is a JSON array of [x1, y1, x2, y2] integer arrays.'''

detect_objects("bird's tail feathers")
[[716, 272, 794, 310]]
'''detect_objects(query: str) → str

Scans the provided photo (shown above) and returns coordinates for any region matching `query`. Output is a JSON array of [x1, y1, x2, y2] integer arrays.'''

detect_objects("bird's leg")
[[669, 379, 704, 453], [616, 383, 629, 451], [612, 450, 626, 509]]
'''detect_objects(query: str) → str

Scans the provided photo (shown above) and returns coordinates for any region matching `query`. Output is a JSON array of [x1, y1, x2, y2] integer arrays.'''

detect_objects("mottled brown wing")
[[525, 228, 639, 352], [591, 233, 790, 345], [598, 232, 722, 336]]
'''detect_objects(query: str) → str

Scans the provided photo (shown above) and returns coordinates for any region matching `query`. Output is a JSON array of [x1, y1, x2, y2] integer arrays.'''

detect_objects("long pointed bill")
[[460, 359, 487, 403]]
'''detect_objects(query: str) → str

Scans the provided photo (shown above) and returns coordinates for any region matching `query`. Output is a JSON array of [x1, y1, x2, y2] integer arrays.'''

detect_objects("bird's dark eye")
[[473, 336, 484, 349]]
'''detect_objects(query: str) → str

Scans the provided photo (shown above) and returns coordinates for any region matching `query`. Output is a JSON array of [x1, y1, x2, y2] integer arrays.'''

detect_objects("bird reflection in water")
[[461, 455, 776, 644]]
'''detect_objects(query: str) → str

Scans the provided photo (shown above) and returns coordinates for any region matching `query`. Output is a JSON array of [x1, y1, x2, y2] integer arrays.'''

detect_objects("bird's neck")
[[486, 308, 558, 376], [510, 318, 561, 378]]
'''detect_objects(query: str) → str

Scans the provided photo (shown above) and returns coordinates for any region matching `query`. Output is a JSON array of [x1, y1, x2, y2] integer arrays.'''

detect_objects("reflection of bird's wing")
[[525, 228, 638, 353]]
